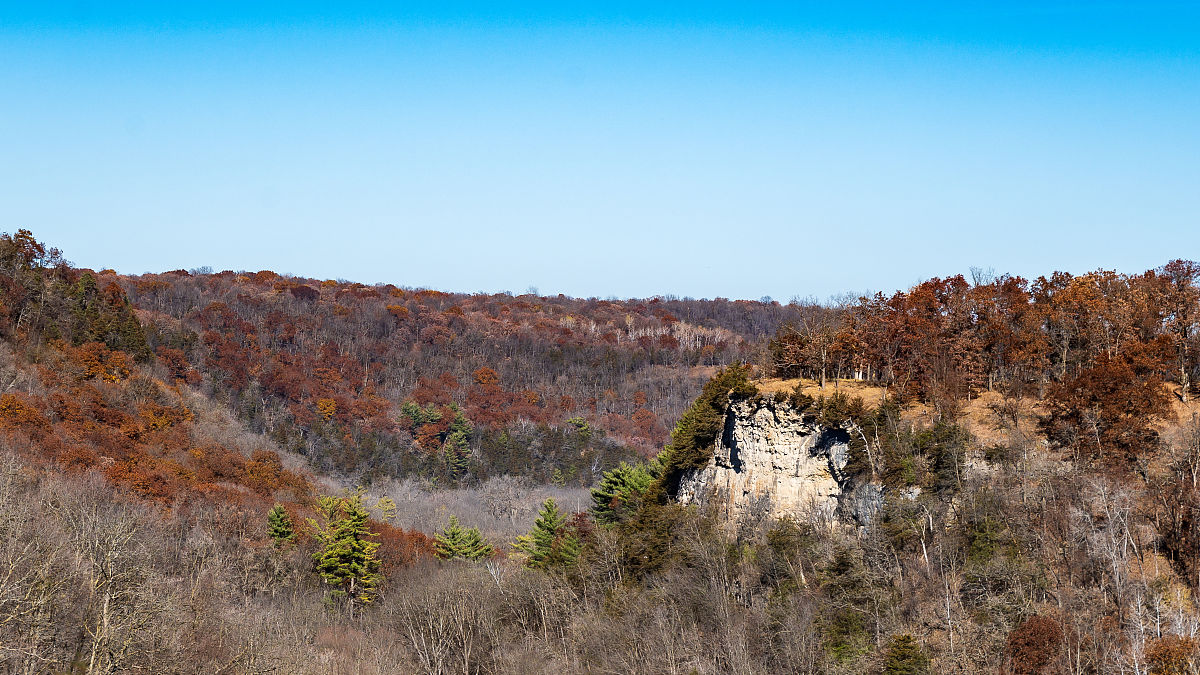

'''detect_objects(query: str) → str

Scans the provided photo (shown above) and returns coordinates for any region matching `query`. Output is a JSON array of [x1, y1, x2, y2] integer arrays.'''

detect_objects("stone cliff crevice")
[[676, 396, 882, 526]]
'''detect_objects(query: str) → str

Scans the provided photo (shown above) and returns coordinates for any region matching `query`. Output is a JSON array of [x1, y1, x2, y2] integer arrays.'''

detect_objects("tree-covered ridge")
[[7, 228, 1200, 672], [0, 231, 301, 503], [771, 262, 1200, 470], [772, 264, 1199, 399], [0, 232, 436, 635], [116, 261, 806, 484], [0, 230, 149, 359]]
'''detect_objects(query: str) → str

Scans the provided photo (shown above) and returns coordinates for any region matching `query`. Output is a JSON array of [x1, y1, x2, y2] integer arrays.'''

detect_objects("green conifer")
[[69, 273, 103, 344], [267, 503, 295, 549], [513, 498, 580, 570], [444, 429, 470, 480], [67, 271, 152, 360], [590, 460, 657, 525], [654, 364, 757, 499], [116, 309, 152, 361], [308, 493, 382, 617], [882, 634, 931, 675], [434, 515, 494, 561]]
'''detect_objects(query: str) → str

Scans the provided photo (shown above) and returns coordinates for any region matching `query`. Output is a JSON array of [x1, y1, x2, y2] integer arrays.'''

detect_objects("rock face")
[[677, 397, 877, 525]]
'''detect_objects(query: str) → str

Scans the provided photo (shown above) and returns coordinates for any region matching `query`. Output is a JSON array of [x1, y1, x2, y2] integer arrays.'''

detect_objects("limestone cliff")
[[676, 396, 881, 525]]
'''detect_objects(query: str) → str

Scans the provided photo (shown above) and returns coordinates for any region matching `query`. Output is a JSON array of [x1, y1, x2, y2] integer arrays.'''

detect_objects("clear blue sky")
[[2, 3, 1197, 300]]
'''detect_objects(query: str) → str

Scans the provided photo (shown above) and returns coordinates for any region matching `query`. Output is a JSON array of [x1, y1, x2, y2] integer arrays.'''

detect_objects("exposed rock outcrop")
[[677, 396, 881, 526]]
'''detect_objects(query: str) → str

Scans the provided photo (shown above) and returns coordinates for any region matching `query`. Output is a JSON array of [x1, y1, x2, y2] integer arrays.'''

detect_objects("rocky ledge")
[[676, 396, 883, 526]]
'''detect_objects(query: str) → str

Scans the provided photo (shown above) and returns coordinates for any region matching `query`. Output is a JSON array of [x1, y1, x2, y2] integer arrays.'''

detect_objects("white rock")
[[677, 397, 863, 524]]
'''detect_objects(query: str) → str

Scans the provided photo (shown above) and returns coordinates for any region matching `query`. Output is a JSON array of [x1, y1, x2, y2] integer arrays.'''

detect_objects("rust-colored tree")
[[1040, 337, 1175, 469], [1004, 615, 1064, 675]]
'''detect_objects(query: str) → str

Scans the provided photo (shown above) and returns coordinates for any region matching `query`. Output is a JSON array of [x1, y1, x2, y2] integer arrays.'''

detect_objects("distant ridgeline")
[[5, 228, 1197, 489], [117, 249, 805, 485]]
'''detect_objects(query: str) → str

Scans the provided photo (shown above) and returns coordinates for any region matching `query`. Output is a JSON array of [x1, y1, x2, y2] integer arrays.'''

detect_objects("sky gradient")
[[2, 2, 1197, 300]]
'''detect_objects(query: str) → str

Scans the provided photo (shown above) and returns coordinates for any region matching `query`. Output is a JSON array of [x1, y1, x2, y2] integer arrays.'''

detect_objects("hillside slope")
[[116, 265, 801, 485], [6, 229, 1200, 673]]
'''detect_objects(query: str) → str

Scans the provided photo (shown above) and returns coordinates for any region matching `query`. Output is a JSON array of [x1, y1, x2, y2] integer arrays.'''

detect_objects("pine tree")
[[445, 405, 472, 480], [308, 493, 382, 618], [67, 271, 152, 361], [374, 496, 397, 523], [117, 309, 152, 361], [444, 429, 470, 480], [513, 498, 580, 570], [654, 364, 757, 499], [434, 515, 494, 561], [267, 503, 295, 549], [883, 634, 931, 675], [70, 273, 103, 344], [590, 460, 657, 525]]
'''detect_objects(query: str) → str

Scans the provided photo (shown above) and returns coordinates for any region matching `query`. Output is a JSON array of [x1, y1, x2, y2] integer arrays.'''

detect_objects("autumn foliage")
[[3, 229, 1200, 673], [113, 257, 804, 481], [1004, 615, 1064, 674], [772, 265, 1199, 469], [0, 231, 324, 513]]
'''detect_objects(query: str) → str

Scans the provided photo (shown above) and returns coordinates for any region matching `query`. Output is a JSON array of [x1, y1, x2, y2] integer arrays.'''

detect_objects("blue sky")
[[1, 3, 1197, 300]]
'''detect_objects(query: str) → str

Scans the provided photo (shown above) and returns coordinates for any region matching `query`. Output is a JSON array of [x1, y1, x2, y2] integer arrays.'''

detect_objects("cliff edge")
[[676, 396, 882, 526]]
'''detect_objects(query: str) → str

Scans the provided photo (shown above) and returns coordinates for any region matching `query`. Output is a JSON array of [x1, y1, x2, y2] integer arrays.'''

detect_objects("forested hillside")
[[768, 263, 1199, 471], [120, 263, 799, 484], [4, 228, 1200, 673]]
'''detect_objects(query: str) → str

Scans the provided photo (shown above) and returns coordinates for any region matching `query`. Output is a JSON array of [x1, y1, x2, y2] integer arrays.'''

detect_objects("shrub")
[[1005, 615, 1063, 674], [883, 634, 931, 674]]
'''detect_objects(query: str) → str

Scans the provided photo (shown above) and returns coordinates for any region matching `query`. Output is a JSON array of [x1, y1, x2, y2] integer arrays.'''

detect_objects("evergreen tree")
[[444, 428, 470, 480], [68, 271, 152, 361], [308, 493, 382, 618], [374, 496, 397, 523], [398, 399, 422, 427], [267, 503, 295, 549], [69, 273, 103, 344], [433, 515, 494, 561], [447, 403, 471, 437], [513, 498, 580, 570], [590, 460, 657, 525], [0, 229, 61, 336], [442, 404, 473, 480], [882, 634, 931, 675], [654, 364, 758, 500], [116, 309, 152, 361]]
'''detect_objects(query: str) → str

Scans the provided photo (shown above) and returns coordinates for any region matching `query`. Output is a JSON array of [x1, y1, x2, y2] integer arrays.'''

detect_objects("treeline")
[[772, 263, 1198, 401], [0, 230, 310, 507], [771, 262, 1199, 470], [116, 257, 805, 483], [0, 229, 433, 587]]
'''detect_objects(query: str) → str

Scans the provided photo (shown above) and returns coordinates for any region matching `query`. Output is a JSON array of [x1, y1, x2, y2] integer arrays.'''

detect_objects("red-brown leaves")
[[373, 521, 435, 576], [412, 373, 458, 407], [1145, 635, 1200, 674], [289, 284, 320, 302], [1041, 336, 1175, 469], [473, 367, 499, 387], [1004, 615, 1064, 675], [0, 393, 50, 435], [156, 346, 201, 384], [68, 342, 132, 382]]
